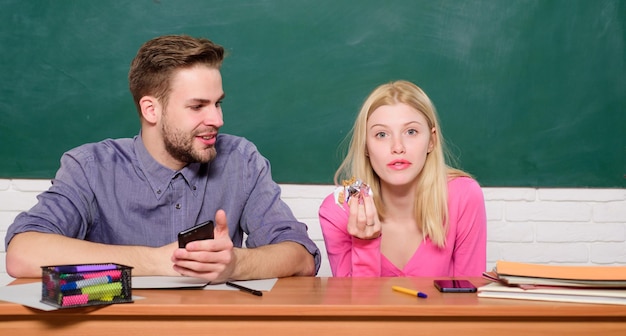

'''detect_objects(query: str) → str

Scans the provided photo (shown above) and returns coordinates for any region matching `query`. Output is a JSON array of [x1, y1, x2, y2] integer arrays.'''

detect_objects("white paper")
[[0, 282, 57, 311], [131, 276, 209, 289], [131, 276, 278, 292]]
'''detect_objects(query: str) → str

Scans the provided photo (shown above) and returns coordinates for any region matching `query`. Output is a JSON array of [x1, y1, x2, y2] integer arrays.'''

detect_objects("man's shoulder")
[[66, 138, 135, 160], [216, 133, 258, 154]]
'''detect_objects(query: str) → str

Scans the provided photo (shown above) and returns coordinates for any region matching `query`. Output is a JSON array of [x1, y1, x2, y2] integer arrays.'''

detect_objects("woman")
[[319, 80, 486, 277]]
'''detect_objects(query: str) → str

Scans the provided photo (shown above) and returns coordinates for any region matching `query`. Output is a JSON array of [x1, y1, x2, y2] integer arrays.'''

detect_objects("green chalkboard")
[[1, 0, 624, 187]]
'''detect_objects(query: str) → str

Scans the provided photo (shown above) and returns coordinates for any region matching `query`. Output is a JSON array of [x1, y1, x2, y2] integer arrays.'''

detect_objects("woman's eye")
[[407, 129, 418, 135], [375, 131, 387, 138]]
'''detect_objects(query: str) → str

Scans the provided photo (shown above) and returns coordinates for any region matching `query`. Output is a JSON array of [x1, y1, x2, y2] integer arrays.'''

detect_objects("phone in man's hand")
[[177, 220, 214, 248]]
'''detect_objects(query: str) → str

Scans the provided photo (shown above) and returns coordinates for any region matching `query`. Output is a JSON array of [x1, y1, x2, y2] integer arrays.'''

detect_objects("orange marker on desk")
[[392, 285, 428, 298]]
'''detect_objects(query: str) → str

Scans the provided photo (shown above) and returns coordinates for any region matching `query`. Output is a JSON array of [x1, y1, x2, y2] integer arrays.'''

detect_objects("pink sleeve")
[[318, 193, 381, 277], [449, 178, 487, 277]]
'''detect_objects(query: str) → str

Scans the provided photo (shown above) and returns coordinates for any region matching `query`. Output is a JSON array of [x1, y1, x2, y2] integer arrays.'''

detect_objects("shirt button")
[[193, 186, 197, 190], [175, 204, 181, 209], [157, 189, 162, 194]]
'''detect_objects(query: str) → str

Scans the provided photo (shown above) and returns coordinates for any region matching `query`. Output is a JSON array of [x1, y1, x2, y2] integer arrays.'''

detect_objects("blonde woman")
[[319, 80, 486, 277]]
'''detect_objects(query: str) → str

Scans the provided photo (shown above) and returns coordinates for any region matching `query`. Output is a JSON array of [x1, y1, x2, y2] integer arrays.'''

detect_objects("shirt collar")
[[133, 134, 204, 200]]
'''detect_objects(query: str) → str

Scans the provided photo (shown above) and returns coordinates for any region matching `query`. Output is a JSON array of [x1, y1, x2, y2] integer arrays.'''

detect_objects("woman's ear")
[[428, 127, 437, 153], [139, 96, 158, 124]]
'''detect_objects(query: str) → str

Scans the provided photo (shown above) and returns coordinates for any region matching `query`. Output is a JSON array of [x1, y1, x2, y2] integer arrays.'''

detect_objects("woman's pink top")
[[318, 177, 487, 277]]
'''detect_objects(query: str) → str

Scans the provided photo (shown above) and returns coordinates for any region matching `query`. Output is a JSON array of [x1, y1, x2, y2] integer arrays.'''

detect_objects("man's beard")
[[162, 118, 217, 165]]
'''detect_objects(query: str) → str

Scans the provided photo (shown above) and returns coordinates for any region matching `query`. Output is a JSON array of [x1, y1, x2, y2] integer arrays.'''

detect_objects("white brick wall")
[[1, 179, 625, 285]]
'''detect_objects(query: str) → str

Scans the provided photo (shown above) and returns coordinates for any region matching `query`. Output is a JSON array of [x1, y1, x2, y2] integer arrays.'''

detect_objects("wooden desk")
[[1, 277, 625, 335]]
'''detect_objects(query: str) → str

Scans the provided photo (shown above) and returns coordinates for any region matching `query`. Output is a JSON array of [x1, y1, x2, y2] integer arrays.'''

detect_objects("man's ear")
[[139, 96, 159, 124]]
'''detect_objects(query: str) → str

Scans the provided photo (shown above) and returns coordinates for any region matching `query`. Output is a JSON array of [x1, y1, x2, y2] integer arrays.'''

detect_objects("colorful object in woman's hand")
[[333, 177, 372, 208]]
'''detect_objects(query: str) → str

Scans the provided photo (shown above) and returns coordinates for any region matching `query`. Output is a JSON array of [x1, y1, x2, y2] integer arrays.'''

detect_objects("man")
[[5, 35, 320, 282]]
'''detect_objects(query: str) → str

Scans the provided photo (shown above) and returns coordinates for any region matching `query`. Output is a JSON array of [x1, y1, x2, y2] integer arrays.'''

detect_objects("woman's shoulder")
[[320, 191, 337, 207], [448, 175, 480, 189], [318, 189, 350, 221], [447, 176, 484, 201], [319, 189, 343, 212]]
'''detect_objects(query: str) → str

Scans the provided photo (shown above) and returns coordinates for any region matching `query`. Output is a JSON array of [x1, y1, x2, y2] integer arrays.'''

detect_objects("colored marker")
[[60, 273, 84, 281], [81, 282, 123, 300], [61, 275, 113, 291], [54, 264, 118, 273], [392, 285, 428, 299], [61, 294, 89, 307], [61, 288, 83, 296], [59, 269, 122, 282], [82, 270, 122, 281]]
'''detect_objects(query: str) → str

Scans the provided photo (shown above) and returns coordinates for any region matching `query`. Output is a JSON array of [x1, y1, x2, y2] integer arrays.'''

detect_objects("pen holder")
[[41, 263, 133, 308]]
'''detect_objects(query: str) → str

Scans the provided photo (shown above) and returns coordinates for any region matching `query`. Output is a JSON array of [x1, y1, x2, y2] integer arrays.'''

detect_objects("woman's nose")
[[391, 137, 405, 154]]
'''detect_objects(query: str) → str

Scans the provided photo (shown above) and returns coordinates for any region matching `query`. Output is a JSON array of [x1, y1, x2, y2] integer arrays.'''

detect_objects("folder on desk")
[[479, 261, 626, 305], [490, 261, 626, 288], [496, 261, 626, 281], [478, 281, 626, 305]]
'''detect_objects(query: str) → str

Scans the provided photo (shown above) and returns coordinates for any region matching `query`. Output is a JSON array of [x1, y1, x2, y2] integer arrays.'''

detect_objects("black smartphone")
[[178, 220, 214, 248], [433, 279, 477, 293]]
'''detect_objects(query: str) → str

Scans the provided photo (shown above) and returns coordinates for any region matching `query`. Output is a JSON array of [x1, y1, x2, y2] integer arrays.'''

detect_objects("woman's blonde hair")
[[334, 80, 469, 247]]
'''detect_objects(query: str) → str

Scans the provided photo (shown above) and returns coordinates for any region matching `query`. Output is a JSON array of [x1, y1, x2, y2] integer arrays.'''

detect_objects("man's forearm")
[[6, 232, 178, 278], [231, 241, 316, 280]]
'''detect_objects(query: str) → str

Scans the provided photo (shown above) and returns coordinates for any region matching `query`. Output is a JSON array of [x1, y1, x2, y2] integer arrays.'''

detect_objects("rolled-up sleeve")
[[236, 141, 321, 274], [5, 149, 95, 249]]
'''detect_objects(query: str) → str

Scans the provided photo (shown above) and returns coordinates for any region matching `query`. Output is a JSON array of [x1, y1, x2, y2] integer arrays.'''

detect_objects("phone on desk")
[[433, 279, 477, 293], [178, 220, 214, 248]]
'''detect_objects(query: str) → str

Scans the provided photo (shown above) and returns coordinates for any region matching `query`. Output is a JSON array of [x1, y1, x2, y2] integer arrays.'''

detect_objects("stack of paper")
[[478, 261, 626, 305]]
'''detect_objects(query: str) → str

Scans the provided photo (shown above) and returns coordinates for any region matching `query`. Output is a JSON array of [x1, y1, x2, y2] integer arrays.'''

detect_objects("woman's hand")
[[346, 191, 381, 239]]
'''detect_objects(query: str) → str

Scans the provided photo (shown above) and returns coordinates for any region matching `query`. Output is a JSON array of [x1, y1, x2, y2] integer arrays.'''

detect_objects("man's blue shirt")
[[6, 134, 321, 273]]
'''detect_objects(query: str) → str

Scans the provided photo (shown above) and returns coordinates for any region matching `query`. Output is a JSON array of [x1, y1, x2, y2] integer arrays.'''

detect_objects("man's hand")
[[171, 209, 235, 283]]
